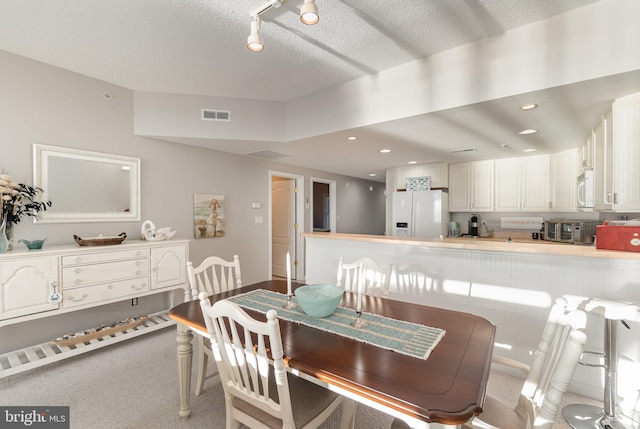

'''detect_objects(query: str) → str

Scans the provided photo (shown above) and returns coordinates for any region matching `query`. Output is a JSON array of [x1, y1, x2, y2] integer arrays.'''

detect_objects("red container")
[[596, 223, 640, 252]]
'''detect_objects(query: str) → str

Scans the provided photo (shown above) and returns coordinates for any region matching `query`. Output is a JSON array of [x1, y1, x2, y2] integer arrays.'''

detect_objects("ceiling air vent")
[[449, 148, 477, 154], [201, 109, 231, 122]]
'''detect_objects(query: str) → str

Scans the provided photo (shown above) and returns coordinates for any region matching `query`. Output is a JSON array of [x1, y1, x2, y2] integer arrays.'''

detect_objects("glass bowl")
[[294, 284, 343, 318], [19, 238, 47, 250]]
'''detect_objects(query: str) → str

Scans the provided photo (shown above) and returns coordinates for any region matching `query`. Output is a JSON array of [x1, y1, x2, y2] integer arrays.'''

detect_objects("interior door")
[[271, 178, 295, 279]]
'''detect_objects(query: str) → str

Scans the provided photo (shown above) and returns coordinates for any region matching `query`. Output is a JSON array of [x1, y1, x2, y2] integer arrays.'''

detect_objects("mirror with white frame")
[[33, 144, 140, 223]]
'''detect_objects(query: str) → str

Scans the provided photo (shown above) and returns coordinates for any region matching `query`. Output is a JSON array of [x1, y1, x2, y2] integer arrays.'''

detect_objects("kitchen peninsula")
[[302, 232, 640, 414]]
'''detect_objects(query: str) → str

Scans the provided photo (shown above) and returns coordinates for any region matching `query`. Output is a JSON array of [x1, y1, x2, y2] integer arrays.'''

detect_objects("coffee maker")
[[469, 214, 479, 237]]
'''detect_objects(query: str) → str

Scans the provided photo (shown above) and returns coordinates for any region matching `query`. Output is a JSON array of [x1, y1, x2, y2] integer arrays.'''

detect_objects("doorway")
[[270, 171, 304, 281], [310, 177, 336, 233]]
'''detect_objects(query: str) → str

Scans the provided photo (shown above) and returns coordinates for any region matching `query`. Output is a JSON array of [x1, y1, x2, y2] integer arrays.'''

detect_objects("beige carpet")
[[0, 326, 613, 428]]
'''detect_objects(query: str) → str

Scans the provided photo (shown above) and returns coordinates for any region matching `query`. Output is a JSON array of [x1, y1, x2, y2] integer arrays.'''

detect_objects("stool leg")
[[604, 318, 617, 420], [563, 319, 634, 429]]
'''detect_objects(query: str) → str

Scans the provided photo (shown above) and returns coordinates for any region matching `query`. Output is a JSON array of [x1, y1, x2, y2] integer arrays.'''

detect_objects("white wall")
[[0, 50, 385, 350]]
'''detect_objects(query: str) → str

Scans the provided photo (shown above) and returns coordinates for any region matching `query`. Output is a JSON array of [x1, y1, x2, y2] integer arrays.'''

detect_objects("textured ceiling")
[[3, 0, 639, 182], [0, 0, 603, 101]]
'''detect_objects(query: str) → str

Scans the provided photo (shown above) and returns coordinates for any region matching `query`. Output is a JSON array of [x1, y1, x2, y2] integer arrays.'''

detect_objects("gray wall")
[[0, 50, 385, 349]]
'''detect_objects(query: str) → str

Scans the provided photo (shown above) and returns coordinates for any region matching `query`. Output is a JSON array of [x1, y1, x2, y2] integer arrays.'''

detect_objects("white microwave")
[[577, 170, 594, 210]]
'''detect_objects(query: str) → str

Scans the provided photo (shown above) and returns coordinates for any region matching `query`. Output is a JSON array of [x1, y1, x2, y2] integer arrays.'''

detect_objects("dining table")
[[168, 280, 496, 428]]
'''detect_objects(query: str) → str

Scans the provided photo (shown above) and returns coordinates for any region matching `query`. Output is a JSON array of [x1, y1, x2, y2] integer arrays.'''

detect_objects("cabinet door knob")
[[75, 257, 82, 263], [74, 279, 82, 285], [74, 268, 81, 274]]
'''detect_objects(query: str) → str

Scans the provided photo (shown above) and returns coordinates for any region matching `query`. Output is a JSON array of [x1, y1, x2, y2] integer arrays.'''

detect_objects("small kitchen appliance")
[[544, 219, 601, 244], [469, 214, 479, 237]]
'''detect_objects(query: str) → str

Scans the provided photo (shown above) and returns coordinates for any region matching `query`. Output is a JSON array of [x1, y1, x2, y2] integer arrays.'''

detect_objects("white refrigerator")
[[391, 190, 449, 238]]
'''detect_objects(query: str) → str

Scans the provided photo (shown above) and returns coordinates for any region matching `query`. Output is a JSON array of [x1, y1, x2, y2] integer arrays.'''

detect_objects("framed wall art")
[[194, 193, 225, 238]]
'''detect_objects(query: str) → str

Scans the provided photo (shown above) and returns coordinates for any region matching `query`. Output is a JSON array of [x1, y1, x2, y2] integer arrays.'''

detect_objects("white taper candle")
[[286, 251, 292, 296], [356, 277, 363, 312]]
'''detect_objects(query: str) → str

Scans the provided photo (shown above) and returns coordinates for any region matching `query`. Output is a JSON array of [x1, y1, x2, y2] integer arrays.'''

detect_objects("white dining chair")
[[392, 300, 588, 429], [336, 256, 392, 296], [393, 263, 436, 294], [199, 294, 356, 429], [187, 254, 242, 396]]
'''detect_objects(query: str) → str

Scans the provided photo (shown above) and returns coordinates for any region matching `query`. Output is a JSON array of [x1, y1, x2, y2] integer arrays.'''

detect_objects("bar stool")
[[559, 296, 640, 429]]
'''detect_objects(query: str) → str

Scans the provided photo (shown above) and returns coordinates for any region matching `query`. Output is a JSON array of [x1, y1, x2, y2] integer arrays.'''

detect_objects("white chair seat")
[[199, 294, 356, 429], [395, 300, 588, 429], [234, 372, 343, 429], [462, 300, 587, 429]]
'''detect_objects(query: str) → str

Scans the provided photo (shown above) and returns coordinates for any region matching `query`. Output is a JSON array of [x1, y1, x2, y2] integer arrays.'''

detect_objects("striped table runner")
[[227, 289, 445, 360]]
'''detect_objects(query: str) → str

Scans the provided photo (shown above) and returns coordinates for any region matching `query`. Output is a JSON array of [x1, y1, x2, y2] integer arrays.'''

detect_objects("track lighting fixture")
[[247, 16, 264, 52], [247, 0, 319, 52], [300, 0, 319, 25]]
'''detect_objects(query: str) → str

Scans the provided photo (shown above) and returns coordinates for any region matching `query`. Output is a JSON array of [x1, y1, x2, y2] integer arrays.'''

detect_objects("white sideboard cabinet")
[[0, 239, 189, 377]]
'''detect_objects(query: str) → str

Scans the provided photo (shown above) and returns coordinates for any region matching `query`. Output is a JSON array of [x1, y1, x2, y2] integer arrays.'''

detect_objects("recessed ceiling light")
[[347, 136, 357, 140], [369, 173, 376, 177], [518, 129, 539, 135], [523, 148, 537, 153], [407, 161, 417, 164], [520, 103, 538, 110], [379, 149, 391, 153]]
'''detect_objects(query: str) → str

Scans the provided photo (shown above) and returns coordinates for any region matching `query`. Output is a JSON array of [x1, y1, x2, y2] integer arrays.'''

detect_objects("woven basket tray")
[[50, 316, 147, 347], [73, 232, 127, 246]]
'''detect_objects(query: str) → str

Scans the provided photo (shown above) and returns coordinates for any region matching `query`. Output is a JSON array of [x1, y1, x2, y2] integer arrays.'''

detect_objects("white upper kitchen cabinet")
[[550, 149, 578, 212], [592, 108, 613, 211], [448, 160, 494, 212], [611, 92, 640, 211], [495, 155, 550, 212], [393, 162, 448, 191]]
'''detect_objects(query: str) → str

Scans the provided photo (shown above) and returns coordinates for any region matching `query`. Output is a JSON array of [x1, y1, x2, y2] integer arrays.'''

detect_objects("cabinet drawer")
[[62, 277, 149, 308], [62, 249, 148, 266], [62, 259, 149, 288]]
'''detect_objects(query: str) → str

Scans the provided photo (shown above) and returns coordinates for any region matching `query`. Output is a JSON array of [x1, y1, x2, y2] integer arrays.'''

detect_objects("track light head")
[[300, 0, 319, 25], [247, 16, 264, 52]]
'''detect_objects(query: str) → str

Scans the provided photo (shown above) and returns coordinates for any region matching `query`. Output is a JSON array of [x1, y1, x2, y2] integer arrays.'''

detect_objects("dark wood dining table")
[[169, 280, 496, 428]]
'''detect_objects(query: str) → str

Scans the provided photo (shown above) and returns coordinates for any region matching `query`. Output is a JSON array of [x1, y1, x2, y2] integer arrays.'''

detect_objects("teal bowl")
[[295, 284, 343, 318], [19, 238, 47, 250]]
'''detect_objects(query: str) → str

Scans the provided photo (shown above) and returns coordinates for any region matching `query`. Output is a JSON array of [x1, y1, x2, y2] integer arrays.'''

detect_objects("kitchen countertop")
[[302, 232, 640, 261]]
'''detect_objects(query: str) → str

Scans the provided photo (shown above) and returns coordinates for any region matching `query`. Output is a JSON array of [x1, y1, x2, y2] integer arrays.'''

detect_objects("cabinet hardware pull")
[[75, 257, 82, 263], [108, 284, 113, 289], [131, 284, 146, 290], [74, 279, 82, 285], [74, 268, 81, 273], [68, 293, 88, 302], [49, 281, 62, 304]]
